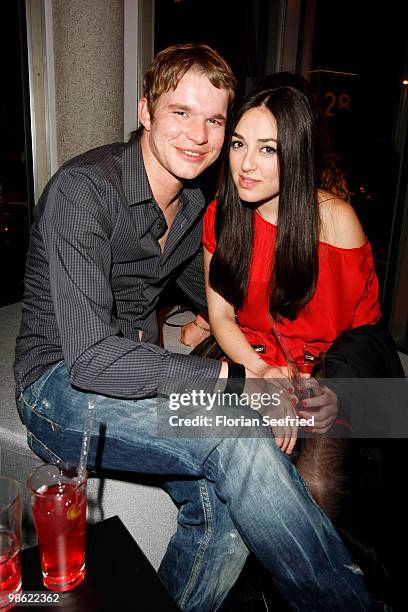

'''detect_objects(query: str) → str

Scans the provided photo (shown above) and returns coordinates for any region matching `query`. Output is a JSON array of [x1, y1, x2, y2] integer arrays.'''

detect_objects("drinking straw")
[[271, 324, 305, 390], [77, 398, 95, 483]]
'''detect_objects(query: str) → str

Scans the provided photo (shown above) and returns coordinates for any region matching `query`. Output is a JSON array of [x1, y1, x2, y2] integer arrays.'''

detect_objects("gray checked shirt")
[[14, 138, 221, 398]]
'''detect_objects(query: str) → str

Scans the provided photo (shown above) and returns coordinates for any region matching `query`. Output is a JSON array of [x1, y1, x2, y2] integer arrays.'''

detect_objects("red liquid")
[[32, 483, 86, 591], [0, 531, 21, 609]]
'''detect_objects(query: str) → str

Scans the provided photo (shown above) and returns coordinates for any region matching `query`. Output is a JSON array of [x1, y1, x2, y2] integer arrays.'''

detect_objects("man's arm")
[[43, 170, 221, 399], [175, 248, 207, 311], [175, 248, 214, 348]]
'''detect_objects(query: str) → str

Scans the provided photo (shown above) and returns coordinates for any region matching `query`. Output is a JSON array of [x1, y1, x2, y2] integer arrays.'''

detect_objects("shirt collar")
[[121, 133, 207, 215], [122, 134, 154, 205]]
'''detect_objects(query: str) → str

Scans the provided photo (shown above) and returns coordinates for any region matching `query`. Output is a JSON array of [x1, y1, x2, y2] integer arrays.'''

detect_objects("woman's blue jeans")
[[17, 362, 376, 611]]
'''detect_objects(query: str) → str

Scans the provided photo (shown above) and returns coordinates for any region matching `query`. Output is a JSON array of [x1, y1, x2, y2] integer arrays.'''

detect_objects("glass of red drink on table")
[[0, 477, 21, 610], [28, 463, 87, 592]]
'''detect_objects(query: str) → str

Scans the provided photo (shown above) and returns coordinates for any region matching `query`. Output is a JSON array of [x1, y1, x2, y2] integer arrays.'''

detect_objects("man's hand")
[[180, 313, 211, 348]]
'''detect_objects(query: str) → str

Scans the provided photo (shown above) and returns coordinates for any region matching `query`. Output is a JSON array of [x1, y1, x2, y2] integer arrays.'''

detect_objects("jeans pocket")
[[20, 362, 64, 430]]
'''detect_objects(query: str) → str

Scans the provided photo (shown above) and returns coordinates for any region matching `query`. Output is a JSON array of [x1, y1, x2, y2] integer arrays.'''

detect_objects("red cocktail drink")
[[0, 477, 21, 611], [29, 465, 87, 592], [0, 532, 21, 610], [287, 344, 325, 401]]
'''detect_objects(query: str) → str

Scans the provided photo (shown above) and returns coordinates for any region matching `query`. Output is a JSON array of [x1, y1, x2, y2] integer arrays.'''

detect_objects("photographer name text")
[[168, 414, 315, 428]]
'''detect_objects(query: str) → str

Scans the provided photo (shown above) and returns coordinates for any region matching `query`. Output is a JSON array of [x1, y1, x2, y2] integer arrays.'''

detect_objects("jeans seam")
[[19, 363, 65, 430], [295, 469, 327, 513], [21, 391, 60, 430], [179, 479, 214, 608], [30, 408, 61, 430], [27, 431, 62, 463]]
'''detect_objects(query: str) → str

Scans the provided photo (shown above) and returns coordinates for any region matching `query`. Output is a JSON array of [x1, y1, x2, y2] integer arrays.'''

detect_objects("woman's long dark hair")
[[258, 72, 349, 201], [209, 86, 319, 321]]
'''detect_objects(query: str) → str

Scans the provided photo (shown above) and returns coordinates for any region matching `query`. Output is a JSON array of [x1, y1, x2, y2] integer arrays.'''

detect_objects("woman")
[[203, 86, 381, 515]]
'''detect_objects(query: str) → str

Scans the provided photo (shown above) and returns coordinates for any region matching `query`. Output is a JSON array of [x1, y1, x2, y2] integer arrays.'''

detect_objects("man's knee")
[[212, 436, 296, 491]]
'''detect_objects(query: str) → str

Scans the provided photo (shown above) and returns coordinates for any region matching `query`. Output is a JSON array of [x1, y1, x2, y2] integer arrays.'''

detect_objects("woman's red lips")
[[239, 175, 260, 188]]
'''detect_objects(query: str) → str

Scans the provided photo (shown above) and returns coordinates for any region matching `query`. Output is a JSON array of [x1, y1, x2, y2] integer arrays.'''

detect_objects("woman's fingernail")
[[301, 399, 308, 407], [291, 396, 298, 406], [287, 386, 294, 394]]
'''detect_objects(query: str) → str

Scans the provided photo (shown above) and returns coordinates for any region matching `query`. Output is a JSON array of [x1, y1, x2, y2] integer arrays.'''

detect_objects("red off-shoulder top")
[[203, 199, 381, 366]]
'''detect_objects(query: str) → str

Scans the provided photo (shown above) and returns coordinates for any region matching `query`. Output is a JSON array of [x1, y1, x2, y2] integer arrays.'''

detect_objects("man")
[[15, 44, 377, 611]]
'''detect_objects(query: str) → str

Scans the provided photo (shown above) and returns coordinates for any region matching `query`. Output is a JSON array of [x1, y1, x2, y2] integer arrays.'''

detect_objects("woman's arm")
[[205, 248, 297, 454], [206, 248, 302, 453], [204, 247, 280, 377]]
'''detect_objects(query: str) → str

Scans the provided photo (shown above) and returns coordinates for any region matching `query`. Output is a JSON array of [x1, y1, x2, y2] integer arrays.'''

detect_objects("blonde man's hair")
[[143, 43, 236, 116]]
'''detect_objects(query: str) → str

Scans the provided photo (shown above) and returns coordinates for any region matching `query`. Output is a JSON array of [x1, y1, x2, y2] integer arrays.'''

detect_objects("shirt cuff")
[[158, 352, 222, 397]]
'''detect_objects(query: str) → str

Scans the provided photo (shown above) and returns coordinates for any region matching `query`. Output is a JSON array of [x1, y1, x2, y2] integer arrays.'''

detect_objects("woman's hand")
[[245, 370, 298, 455], [261, 364, 290, 379], [271, 395, 299, 455], [261, 368, 339, 435], [298, 384, 339, 433]]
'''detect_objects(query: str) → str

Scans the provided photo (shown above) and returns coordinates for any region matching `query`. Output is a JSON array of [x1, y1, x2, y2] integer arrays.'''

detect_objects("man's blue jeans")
[[17, 361, 376, 611]]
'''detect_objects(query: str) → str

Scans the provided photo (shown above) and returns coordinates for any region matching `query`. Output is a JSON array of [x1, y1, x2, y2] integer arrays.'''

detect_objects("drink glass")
[[0, 477, 21, 611], [287, 344, 325, 401], [28, 463, 87, 592]]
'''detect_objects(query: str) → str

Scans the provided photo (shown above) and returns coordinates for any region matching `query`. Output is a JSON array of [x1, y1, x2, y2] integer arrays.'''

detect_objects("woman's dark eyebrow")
[[232, 131, 277, 143]]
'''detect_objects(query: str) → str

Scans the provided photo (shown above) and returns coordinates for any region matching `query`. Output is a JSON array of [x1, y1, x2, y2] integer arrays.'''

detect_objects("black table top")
[[18, 515, 180, 611]]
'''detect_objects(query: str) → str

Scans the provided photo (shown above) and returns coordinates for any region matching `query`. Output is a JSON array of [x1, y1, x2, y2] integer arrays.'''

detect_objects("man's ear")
[[138, 97, 151, 131]]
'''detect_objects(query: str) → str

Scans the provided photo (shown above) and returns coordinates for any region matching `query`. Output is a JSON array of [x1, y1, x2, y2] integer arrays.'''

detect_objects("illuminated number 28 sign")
[[324, 92, 352, 116]]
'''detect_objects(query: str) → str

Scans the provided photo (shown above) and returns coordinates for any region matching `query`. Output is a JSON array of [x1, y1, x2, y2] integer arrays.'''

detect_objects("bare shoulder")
[[318, 190, 366, 248]]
